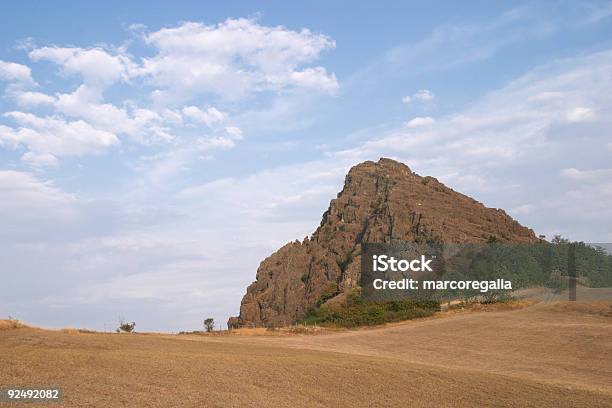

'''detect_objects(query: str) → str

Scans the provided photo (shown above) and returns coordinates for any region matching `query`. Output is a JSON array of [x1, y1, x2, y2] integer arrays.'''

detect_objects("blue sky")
[[1, 1, 611, 331]]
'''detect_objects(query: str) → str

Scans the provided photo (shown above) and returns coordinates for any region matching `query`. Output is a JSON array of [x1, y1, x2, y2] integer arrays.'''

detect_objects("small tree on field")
[[204, 318, 215, 332], [117, 321, 136, 333]]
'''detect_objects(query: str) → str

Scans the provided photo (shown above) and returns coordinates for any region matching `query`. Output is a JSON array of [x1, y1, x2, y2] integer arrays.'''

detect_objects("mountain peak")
[[229, 158, 537, 328]]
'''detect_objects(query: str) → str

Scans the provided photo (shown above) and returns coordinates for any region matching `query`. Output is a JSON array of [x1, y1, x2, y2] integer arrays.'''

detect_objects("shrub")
[[481, 290, 514, 304], [117, 321, 135, 333], [298, 294, 440, 328]]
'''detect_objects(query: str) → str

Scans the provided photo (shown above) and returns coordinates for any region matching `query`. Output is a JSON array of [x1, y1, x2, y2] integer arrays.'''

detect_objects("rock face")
[[228, 158, 538, 328]]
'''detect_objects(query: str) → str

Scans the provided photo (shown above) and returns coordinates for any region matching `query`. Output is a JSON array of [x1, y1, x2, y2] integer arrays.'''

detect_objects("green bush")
[[298, 293, 440, 327]]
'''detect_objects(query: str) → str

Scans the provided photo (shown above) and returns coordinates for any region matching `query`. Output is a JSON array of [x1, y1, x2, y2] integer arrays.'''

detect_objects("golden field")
[[1, 294, 611, 407]]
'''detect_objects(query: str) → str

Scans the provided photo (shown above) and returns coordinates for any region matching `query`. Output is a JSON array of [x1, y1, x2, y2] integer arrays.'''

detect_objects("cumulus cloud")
[[405, 116, 435, 128], [224, 126, 242, 140], [137, 18, 338, 103], [53, 85, 175, 142], [197, 136, 237, 151], [288, 67, 338, 93], [1, 111, 119, 157], [12, 90, 56, 107], [0, 52, 178, 161], [0, 60, 35, 84], [0, 19, 339, 168], [402, 89, 434, 105], [413, 89, 435, 101], [29, 47, 133, 86], [197, 126, 243, 151], [182, 106, 226, 126]]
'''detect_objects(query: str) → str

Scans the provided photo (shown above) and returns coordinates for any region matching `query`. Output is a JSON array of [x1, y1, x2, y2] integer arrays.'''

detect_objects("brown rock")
[[229, 158, 537, 328]]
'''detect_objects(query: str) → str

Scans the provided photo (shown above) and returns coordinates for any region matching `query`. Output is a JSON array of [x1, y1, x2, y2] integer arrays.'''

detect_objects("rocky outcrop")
[[228, 158, 538, 328]]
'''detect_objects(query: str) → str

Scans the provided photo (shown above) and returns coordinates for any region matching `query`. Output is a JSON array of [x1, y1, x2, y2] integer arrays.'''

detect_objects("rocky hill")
[[228, 158, 538, 328]]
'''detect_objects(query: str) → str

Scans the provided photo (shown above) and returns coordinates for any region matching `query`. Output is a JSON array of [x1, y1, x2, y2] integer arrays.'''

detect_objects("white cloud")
[[0, 60, 34, 84], [134, 149, 193, 184], [54, 85, 168, 140], [9, 85, 174, 144], [1, 111, 119, 157], [402, 89, 434, 105], [17, 49, 180, 150], [0, 19, 339, 168], [133, 123, 244, 184], [288, 67, 338, 93], [413, 89, 435, 101], [405, 116, 435, 128], [12, 90, 56, 107], [29, 47, 132, 86], [178, 158, 348, 221], [197, 127, 243, 151], [182, 106, 226, 126], [197, 136, 237, 150], [137, 18, 338, 103], [0, 170, 74, 218], [224, 126, 243, 139], [566, 107, 595, 123], [12, 87, 238, 152], [21, 152, 59, 168]]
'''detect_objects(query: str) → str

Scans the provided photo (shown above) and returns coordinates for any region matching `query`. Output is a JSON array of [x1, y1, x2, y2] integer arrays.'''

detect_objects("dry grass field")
[[1, 292, 611, 407]]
